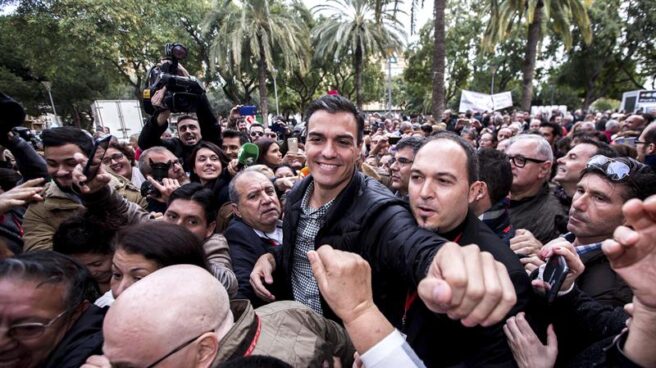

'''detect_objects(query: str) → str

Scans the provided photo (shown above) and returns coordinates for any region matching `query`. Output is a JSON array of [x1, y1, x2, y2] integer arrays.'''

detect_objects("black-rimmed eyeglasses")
[[508, 154, 547, 168]]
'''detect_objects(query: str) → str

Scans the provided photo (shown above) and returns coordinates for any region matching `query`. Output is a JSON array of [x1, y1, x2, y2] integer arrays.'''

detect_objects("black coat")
[[577, 249, 632, 307], [225, 217, 280, 307], [403, 211, 533, 367], [275, 171, 447, 325], [138, 95, 222, 172], [42, 305, 106, 368]]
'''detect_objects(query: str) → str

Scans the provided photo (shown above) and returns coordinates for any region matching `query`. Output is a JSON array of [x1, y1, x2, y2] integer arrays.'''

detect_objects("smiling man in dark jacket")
[[250, 96, 519, 351]]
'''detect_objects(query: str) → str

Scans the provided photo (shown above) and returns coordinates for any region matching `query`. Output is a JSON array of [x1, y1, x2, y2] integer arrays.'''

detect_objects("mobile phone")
[[541, 255, 570, 303], [239, 105, 257, 116], [388, 136, 401, 145], [83, 135, 112, 182], [287, 137, 298, 154]]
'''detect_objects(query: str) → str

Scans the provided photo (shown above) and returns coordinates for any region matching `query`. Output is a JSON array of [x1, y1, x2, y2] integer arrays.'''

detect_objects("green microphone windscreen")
[[238, 143, 259, 166]]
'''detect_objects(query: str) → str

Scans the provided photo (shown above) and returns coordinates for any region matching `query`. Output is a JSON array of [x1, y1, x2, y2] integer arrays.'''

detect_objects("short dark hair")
[[168, 182, 218, 224], [53, 216, 114, 256], [222, 129, 248, 145], [644, 127, 656, 145], [41, 127, 94, 157], [113, 222, 210, 271], [581, 156, 656, 201], [539, 121, 562, 137], [0, 251, 100, 308], [305, 95, 365, 145], [249, 123, 264, 132], [395, 136, 425, 155], [188, 141, 229, 183], [575, 137, 617, 158], [423, 131, 479, 184], [478, 148, 512, 204]]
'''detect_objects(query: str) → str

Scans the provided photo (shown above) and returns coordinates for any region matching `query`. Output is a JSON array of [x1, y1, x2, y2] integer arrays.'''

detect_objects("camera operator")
[[138, 47, 222, 172]]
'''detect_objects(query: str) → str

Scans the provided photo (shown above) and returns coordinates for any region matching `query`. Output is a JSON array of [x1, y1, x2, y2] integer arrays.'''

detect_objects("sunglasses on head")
[[586, 155, 646, 182]]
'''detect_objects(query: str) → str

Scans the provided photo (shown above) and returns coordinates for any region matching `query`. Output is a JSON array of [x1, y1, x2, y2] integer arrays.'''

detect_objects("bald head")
[[102, 265, 233, 366]]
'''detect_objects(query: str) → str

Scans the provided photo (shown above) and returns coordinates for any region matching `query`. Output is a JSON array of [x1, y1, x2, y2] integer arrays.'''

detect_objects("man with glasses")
[[0, 251, 105, 368], [636, 121, 656, 170], [389, 136, 423, 201], [86, 265, 353, 367], [249, 124, 265, 143], [505, 134, 568, 244], [137, 146, 189, 212]]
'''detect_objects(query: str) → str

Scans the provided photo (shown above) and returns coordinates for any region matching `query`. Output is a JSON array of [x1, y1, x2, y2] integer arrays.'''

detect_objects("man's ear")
[[539, 160, 553, 178], [195, 333, 220, 368], [206, 221, 217, 239], [647, 143, 656, 155], [468, 181, 487, 204], [231, 203, 241, 218]]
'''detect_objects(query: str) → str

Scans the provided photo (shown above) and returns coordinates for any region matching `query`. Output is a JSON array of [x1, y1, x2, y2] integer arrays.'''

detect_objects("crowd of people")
[[1, 88, 656, 368]]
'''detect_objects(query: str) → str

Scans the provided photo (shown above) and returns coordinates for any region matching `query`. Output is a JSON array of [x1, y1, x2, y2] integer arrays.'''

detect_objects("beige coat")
[[23, 176, 146, 252], [213, 300, 354, 368]]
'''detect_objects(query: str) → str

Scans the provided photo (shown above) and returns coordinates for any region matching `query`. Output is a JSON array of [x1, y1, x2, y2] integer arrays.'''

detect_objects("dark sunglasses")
[[586, 155, 646, 182], [250, 131, 264, 137]]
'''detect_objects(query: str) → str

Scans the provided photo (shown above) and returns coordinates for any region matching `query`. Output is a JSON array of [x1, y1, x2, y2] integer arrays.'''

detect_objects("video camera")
[[142, 43, 205, 114]]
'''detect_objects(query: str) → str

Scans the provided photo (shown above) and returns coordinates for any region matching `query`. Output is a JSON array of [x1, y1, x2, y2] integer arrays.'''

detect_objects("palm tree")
[[483, 0, 592, 111], [312, 0, 405, 108], [431, 0, 446, 121], [203, 0, 308, 122]]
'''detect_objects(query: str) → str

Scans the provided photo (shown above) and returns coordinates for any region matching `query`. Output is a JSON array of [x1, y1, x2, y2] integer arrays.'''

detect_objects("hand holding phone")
[[539, 255, 569, 303]]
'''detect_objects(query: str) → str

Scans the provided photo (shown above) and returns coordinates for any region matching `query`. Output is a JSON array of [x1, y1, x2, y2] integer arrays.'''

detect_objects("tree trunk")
[[520, 1, 543, 111], [257, 35, 269, 125], [431, 0, 446, 121], [354, 43, 364, 109]]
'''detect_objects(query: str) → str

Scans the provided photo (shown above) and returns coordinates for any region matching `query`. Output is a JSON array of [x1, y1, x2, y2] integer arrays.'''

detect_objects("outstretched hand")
[[0, 178, 45, 214], [71, 153, 112, 195]]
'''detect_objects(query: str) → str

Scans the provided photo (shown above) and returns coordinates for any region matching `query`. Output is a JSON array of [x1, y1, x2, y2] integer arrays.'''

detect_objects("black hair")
[[255, 139, 279, 167], [575, 137, 617, 158], [395, 136, 425, 154], [581, 156, 656, 201], [423, 131, 479, 184], [477, 148, 512, 204], [41, 127, 94, 157], [188, 141, 229, 183], [305, 95, 365, 145], [0, 251, 100, 309], [222, 129, 248, 145], [53, 216, 114, 256], [539, 121, 562, 138], [168, 182, 218, 224], [113, 222, 210, 271]]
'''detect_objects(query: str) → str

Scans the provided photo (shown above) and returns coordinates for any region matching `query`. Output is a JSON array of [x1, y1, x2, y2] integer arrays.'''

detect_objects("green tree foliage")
[[483, 0, 593, 110], [551, 0, 653, 108], [312, 0, 405, 108], [203, 0, 308, 122]]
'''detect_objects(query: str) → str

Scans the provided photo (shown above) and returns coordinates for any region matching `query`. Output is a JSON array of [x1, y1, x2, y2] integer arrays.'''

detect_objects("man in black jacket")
[[0, 251, 104, 368], [406, 133, 532, 366], [250, 96, 518, 335], [138, 93, 221, 172]]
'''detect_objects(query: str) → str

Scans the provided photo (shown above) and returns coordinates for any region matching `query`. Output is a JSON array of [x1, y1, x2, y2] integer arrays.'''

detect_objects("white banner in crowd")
[[458, 90, 513, 112]]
